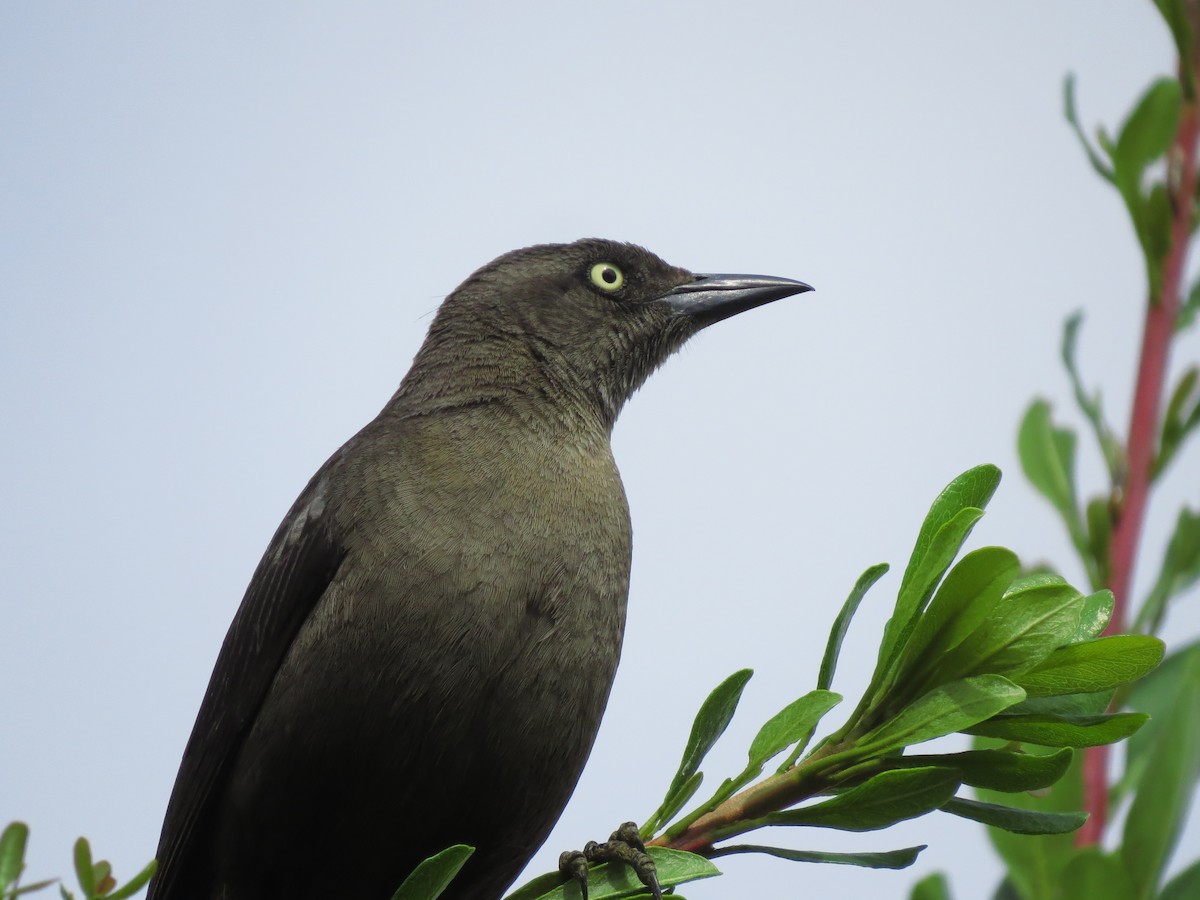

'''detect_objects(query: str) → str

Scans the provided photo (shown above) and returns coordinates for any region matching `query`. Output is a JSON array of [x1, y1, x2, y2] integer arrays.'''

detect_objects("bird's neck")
[[388, 334, 619, 439]]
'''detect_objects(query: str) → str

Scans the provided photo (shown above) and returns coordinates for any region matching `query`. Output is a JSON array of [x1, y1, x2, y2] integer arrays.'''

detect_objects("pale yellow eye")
[[589, 262, 624, 292]]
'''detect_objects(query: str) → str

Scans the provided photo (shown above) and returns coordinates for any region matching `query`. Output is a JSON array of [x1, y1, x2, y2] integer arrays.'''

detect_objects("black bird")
[[149, 239, 811, 900]]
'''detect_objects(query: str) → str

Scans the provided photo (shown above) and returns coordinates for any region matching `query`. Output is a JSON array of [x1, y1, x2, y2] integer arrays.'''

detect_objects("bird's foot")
[[559, 821, 661, 900]]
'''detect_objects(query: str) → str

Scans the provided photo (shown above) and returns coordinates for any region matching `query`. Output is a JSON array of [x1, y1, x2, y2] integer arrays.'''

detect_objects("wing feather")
[[148, 476, 347, 900]]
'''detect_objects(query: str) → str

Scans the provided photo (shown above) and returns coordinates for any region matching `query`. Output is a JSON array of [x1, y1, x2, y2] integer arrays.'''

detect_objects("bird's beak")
[[659, 273, 814, 328]]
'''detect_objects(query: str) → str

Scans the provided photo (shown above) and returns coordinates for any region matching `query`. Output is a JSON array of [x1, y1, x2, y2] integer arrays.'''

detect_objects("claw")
[[610, 822, 660, 898], [612, 821, 647, 853], [585, 822, 661, 900], [559, 822, 661, 900], [559, 849, 590, 900]]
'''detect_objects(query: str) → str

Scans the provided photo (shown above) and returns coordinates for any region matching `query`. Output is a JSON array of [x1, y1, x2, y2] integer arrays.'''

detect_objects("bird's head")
[[397, 239, 812, 431]]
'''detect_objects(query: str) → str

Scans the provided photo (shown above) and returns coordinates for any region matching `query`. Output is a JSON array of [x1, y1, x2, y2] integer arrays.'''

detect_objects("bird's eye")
[[589, 262, 625, 293]]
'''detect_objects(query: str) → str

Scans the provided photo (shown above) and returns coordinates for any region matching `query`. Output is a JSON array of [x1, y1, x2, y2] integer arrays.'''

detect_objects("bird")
[[148, 238, 811, 900]]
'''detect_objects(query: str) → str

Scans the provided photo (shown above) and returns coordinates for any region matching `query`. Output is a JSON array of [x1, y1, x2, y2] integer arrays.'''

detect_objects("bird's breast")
[[289, 414, 634, 737]]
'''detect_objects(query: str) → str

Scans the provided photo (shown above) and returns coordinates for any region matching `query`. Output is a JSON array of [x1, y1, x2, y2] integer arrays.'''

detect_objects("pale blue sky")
[[3, 3, 1198, 897]]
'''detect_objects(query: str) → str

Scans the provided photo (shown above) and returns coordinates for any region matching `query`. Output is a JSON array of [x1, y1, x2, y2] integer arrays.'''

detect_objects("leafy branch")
[[487, 465, 1158, 900], [0, 824, 155, 900], [950, 2, 1200, 899], [1018, 0, 1200, 855]]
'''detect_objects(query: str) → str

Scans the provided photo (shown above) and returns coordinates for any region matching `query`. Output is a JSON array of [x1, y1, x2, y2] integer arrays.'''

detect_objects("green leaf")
[[877, 507, 986, 692], [965, 712, 1147, 747], [649, 771, 703, 834], [637, 849, 718, 893], [500, 871, 569, 900], [760, 767, 960, 833], [860, 675, 1026, 754], [909, 872, 952, 900], [72, 840, 94, 899], [1012, 696, 1113, 724], [503, 848, 718, 900], [1113, 78, 1181, 190], [1193, 169, 1200, 234], [1097, 126, 1117, 158], [1117, 641, 1200, 801], [862, 467, 1000, 716], [932, 577, 1087, 684], [650, 670, 752, 832], [1062, 74, 1116, 182], [1058, 848, 1135, 900], [1177, 280, 1200, 333], [747, 689, 841, 770], [0, 823, 29, 889], [1008, 689, 1114, 718], [1013, 635, 1164, 697], [1014, 402, 1079, 520], [91, 862, 111, 897], [10, 877, 59, 897], [1142, 182, 1173, 297], [390, 845, 474, 900], [1101, 78, 1182, 298], [1155, 368, 1200, 476], [1161, 857, 1200, 900], [1163, 367, 1200, 437], [941, 797, 1086, 835], [819, 564, 887, 691], [1061, 312, 1122, 486], [975, 739, 1083, 900], [896, 465, 1002, 607], [1119, 650, 1200, 900], [101, 860, 157, 900], [1069, 590, 1114, 643], [1084, 499, 1113, 588], [893, 747, 1073, 793], [1018, 402, 1092, 577], [712, 843, 924, 870], [1153, 0, 1195, 99], [1136, 506, 1200, 634], [894, 547, 1020, 696]]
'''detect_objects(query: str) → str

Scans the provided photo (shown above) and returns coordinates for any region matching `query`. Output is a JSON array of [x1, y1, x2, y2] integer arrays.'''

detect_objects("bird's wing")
[[150, 476, 348, 900]]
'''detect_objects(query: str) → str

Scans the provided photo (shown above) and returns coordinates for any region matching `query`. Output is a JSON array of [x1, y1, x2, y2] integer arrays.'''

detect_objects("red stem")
[[1108, 107, 1199, 632], [1075, 95, 1200, 848]]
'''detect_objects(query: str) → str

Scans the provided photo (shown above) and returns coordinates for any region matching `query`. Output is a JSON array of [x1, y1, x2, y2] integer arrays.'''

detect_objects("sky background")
[[3, 2, 1199, 898]]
